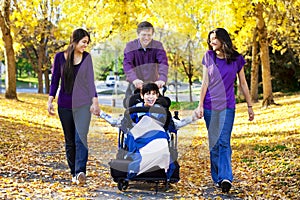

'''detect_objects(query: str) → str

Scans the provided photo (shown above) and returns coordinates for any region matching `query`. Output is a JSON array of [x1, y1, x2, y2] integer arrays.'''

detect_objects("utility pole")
[[112, 49, 119, 107]]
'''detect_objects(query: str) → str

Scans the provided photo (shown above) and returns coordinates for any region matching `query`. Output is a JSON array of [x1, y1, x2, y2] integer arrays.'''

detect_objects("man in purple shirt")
[[123, 21, 169, 97]]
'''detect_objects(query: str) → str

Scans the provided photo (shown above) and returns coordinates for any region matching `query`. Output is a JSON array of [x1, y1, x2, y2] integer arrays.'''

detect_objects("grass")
[[0, 76, 38, 88], [170, 101, 198, 110]]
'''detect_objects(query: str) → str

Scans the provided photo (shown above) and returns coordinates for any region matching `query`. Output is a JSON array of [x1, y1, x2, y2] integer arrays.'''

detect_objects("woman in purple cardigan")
[[195, 28, 254, 193], [47, 28, 100, 185]]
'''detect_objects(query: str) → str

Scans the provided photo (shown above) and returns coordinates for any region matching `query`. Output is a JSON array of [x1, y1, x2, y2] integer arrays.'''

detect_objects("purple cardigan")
[[49, 51, 97, 109], [123, 39, 169, 83]]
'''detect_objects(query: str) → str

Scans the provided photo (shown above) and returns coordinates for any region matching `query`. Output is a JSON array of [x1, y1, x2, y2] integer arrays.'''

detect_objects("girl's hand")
[[47, 96, 55, 115], [90, 103, 100, 116], [248, 107, 254, 121], [47, 102, 55, 115], [194, 106, 204, 119], [90, 97, 100, 116]]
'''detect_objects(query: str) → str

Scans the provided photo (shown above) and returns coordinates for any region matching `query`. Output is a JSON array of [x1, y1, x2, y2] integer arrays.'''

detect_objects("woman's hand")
[[90, 97, 100, 116], [47, 96, 55, 115], [47, 102, 55, 115], [90, 104, 100, 116], [248, 107, 254, 121]]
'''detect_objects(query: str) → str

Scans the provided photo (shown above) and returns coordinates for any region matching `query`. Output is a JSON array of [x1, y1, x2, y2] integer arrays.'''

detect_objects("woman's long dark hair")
[[207, 28, 239, 64], [64, 28, 90, 94]]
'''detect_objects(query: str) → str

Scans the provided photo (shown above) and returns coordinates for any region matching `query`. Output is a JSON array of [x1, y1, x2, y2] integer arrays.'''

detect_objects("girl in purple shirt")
[[47, 28, 100, 186], [195, 28, 254, 193]]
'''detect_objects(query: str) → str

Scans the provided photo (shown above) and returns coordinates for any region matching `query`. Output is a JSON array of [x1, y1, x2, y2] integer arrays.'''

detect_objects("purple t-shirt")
[[49, 51, 97, 109], [202, 50, 245, 110], [123, 39, 169, 83]]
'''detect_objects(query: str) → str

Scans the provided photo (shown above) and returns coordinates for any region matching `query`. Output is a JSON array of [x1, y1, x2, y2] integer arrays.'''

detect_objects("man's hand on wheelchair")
[[133, 79, 144, 89], [155, 80, 165, 88]]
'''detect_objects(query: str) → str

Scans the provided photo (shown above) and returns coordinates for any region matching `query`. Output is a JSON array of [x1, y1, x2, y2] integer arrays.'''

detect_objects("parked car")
[[105, 75, 119, 87], [192, 81, 202, 88], [167, 81, 182, 91]]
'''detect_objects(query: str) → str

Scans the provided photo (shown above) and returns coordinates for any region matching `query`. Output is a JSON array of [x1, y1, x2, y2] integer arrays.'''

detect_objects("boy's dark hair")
[[141, 82, 160, 96], [137, 21, 154, 34]]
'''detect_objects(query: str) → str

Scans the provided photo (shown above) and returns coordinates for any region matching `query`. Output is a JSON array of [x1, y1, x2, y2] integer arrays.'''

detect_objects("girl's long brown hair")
[[207, 28, 239, 64], [64, 28, 90, 94]]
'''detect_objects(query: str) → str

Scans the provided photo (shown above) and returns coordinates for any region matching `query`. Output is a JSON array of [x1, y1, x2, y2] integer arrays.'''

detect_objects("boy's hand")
[[194, 106, 203, 119], [192, 111, 198, 121]]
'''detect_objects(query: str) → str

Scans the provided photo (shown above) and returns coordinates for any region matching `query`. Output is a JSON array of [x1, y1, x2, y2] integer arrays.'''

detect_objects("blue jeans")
[[204, 108, 235, 184], [58, 105, 91, 176]]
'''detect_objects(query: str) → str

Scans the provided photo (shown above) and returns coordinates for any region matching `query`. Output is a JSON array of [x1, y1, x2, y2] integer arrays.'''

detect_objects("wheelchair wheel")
[[117, 179, 129, 191]]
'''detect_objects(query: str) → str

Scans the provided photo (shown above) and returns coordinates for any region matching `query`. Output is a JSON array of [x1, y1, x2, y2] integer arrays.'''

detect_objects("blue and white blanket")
[[124, 116, 173, 180]]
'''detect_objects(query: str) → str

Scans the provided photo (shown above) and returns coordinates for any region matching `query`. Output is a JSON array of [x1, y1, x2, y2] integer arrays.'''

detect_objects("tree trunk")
[[37, 35, 46, 93], [37, 11, 51, 94], [173, 53, 179, 103], [174, 66, 178, 103], [44, 69, 50, 94], [188, 42, 193, 102], [251, 27, 259, 102], [37, 66, 43, 93], [256, 3, 274, 107], [183, 39, 194, 102], [0, 0, 17, 99]]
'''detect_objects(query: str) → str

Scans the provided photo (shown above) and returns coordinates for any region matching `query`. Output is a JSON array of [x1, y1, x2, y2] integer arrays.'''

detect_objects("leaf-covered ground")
[[0, 93, 299, 199]]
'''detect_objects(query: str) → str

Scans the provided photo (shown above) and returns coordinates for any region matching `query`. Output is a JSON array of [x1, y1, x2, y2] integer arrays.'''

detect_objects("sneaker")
[[71, 176, 77, 184], [76, 172, 86, 185], [214, 182, 220, 188], [221, 179, 232, 193]]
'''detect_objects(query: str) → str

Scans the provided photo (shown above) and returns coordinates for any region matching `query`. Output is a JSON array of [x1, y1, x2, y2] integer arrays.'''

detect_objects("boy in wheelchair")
[[100, 82, 198, 129], [100, 82, 198, 182]]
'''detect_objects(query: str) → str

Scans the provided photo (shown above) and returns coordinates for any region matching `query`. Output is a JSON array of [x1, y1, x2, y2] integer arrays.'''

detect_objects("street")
[[2, 81, 200, 107], [95, 81, 200, 107]]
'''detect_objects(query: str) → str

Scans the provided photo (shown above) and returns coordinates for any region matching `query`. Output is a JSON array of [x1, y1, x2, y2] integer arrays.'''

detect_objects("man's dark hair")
[[137, 21, 154, 34]]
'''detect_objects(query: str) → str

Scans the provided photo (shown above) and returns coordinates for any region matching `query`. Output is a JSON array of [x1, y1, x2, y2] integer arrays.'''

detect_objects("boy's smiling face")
[[141, 90, 159, 107]]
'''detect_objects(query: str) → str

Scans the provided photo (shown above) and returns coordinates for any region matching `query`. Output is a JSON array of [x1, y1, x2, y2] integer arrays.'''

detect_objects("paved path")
[[87, 126, 242, 200]]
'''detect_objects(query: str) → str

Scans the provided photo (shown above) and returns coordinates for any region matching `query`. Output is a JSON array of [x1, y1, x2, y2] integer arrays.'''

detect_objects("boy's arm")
[[99, 111, 122, 127], [173, 112, 198, 130]]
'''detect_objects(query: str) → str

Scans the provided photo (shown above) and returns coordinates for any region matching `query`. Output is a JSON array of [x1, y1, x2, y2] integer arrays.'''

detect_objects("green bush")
[[170, 101, 198, 110]]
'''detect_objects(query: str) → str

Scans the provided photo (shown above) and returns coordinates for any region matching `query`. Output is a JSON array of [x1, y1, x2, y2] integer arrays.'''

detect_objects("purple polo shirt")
[[123, 39, 169, 83], [49, 51, 97, 109], [202, 50, 245, 110]]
